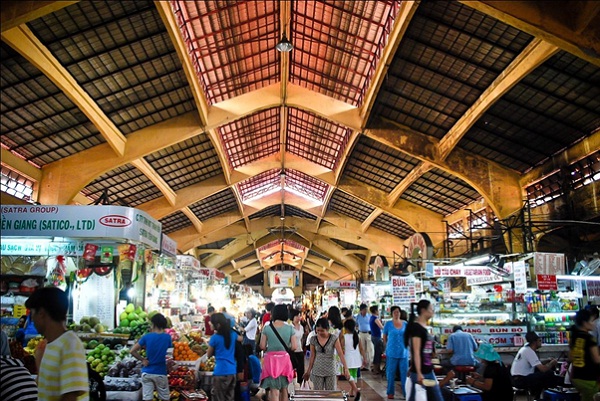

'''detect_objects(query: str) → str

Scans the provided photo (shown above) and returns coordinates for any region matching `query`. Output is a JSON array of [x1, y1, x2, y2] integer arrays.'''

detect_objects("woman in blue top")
[[383, 306, 409, 399], [207, 313, 242, 401], [131, 313, 173, 401]]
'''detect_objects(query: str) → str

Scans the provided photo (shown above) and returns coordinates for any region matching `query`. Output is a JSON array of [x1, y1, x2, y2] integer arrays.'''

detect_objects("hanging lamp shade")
[[276, 34, 293, 52]]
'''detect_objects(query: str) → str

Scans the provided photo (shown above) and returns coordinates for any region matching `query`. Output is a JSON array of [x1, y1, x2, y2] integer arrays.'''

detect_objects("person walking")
[[569, 309, 600, 401], [383, 305, 409, 399], [341, 319, 365, 399], [370, 305, 384, 374], [259, 304, 297, 401], [207, 313, 241, 401], [303, 318, 351, 390], [290, 308, 306, 380], [242, 309, 258, 352], [131, 313, 173, 401], [404, 299, 444, 401], [25, 287, 89, 401], [355, 304, 373, 371]]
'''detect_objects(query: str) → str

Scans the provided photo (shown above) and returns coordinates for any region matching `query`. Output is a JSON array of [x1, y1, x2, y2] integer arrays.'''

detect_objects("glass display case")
[[432, 299, 527, 348], [523, 291, 579, 345]]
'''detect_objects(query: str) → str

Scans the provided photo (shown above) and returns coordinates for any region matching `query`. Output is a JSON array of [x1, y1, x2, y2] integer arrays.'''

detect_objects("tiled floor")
[[255, 370, 535, 400]]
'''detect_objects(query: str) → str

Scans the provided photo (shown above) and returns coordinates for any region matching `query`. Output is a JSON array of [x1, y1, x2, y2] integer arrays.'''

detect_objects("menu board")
[[392, 275, 417, 306], [72, 271, 116, 329]]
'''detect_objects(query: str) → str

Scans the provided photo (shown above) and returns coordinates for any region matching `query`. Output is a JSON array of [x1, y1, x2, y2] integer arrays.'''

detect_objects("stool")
[[454, 365, 476, 381], [513, 387, 533, 401], [453, 395, 482, 401], [543, 389, 581, 401]]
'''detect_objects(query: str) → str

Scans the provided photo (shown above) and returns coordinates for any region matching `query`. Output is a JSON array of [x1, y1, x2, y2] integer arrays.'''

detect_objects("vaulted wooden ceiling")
[[1, 1, 599, 282]]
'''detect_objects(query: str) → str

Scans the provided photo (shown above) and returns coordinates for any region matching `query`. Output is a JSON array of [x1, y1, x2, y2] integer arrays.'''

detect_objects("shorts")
[[142, 372, 169, 400], [348, 368, 358, 382]]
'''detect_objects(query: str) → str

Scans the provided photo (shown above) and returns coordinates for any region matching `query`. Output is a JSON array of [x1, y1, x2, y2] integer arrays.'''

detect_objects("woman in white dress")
[[340, 319, 366, 399]]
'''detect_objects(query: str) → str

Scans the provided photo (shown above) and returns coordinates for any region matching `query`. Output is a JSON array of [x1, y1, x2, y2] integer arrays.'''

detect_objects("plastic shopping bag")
[[404, 377, 427, 401], [300, 379, 313, 390]]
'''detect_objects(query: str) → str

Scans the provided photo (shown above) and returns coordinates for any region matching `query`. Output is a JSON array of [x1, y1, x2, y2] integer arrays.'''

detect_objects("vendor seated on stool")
[[464, 343, 513, 401], [444, 325, 478, 375], [510, 331, 563, 399]]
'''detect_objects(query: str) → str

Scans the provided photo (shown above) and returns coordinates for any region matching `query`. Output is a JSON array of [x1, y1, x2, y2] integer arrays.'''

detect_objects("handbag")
[[269, 324, 298, 370]]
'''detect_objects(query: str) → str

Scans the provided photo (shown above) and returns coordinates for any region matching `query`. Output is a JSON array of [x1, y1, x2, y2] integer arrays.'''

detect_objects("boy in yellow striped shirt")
[[26, 287, 89, 401]]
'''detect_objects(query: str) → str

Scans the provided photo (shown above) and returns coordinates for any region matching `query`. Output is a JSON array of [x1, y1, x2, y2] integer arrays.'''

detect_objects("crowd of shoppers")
[[4, 288, 597, 401]]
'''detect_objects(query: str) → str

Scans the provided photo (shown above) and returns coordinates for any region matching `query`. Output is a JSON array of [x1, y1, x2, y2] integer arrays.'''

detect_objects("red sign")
[[537, 274, 558, 290], [83, 243, 98, 262]]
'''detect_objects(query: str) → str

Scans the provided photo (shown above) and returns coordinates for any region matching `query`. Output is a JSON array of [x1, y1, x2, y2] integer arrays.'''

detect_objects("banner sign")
[[437, 325, 527, 335], [268, 270, 299, 288], [534, 252, 565, 275], [0, 205, 162, 249], [161, 234, 178, 257], [513, 261, 528, 293], [466, 274, 504, 286], [324, 281, 357, 289], [537, 274, 558, 290], [432, 265, 501, 279], [392, 275, 417, 305]]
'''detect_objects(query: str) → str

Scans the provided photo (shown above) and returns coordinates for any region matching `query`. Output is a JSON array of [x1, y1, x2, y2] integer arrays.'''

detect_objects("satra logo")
[[99, 215, 132, 227]]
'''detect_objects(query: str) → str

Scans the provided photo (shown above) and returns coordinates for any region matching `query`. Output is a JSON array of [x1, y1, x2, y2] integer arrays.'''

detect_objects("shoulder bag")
[[269, 324, 298, 370]]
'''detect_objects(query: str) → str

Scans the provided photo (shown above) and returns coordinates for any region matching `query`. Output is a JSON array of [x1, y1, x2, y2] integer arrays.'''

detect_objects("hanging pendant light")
[[276, 34, 293, 52]]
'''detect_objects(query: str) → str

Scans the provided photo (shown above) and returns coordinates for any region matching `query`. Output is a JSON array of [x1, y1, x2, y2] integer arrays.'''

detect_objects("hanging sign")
[[268, 270, 298, 288], [83, 243, 98, 262], [392, 275, 417, 305], [534, 252, 565, 275], [537, 274, 558, 290], [100, 246, 113, 264], [324, 281, 357, 289], [161, 234, 178, 257], [0, 205, 162, 249], [513, 261, 528, 293], [176, 255, 201, 271]]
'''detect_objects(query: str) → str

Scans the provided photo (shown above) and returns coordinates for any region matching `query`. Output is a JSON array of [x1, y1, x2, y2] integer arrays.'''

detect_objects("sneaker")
[[387, 395, 394, 399], [355, 391, 361, 401]]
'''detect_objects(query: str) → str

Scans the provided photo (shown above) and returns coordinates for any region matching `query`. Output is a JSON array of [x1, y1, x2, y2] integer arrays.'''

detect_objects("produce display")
[[87, 344, 116, 377], [8, 339, 37, 374], [103, 377, 142, 391], [173, 341, 199, 361], [25, 336, 44, 354], [168, 365, 196, 390], [107, 358, 142, 378], [69, 316, 107, 333], [199, 356, 215, 371]]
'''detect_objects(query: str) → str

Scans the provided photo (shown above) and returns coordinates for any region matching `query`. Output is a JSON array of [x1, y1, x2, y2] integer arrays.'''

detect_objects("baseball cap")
[[525, 331, 540, 343]]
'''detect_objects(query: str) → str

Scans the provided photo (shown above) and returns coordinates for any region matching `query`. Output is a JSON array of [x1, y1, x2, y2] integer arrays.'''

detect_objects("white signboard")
[[513, 261, 528, 293], [392, 275, 417, 306], [466, 274, 504, 286], [0, 205, 161, 249], [324, 281, 357, 289], [432, 265, 500, 278], [534, 252, 565, 275], [161, 234, 178, 257], [177, 255, 201, 271], [72, 271, 116, 330]]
